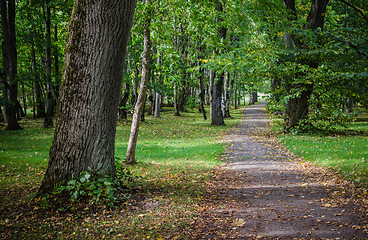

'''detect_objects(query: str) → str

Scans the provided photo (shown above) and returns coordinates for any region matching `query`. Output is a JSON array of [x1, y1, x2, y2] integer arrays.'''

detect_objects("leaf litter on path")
[[193, 102, 368, 239]]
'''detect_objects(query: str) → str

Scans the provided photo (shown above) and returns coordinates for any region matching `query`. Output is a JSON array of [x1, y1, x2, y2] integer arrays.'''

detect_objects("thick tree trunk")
[[1, 0, 22, 130], [44, 1, 54, 128], [39, 0, 136, 193], [126, 0, 151, 164], [284, 83, 314, 130], [211, 73, 225, 126], [283, 0, 329, 131], [178, 82, 189, 112]]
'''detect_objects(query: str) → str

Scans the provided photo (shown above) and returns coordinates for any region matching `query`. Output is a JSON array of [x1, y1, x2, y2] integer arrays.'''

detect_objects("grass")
[[0, 107, 243, 239], [272, 116, 368, 188]]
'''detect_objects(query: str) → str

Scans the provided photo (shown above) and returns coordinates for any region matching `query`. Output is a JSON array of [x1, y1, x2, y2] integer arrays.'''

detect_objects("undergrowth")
[[0, 107, 243, 239]]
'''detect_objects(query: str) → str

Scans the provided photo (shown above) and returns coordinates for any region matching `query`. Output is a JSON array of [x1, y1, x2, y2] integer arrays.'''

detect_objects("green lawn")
[[0, 107, 243, 239], [276, 120, 368, 187]]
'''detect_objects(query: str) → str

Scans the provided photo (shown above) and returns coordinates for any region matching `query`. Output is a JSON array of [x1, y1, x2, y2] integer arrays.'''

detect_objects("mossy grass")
[[0, 107, 243, 239]]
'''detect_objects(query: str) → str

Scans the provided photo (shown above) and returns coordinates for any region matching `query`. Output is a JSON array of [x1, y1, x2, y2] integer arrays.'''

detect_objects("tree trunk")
[[54, 23, 60, 99], [1, 0, 22, 130], [211, 73, 225, 126], [119, 82, 130, 119], [154, 49, 161, 118], [198, 61, 207, 120], [126, 0, 151, 164], [39, 0, 137, 193], [154, 91, 161, 118], [283, 0, 329, 131], [44, 1, 54, 128], [211, 0, 226, 126], [209, 70, 215, 120], [31, 35, 46, 118], [173, 81, 180, 116], [249, 91, 258, 105]]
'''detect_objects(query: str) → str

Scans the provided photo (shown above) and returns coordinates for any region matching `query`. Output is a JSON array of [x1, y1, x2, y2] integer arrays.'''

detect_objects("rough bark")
[[126, 0, 151, 164], [211, 73, 225, 126], [1, 0, 22, 130], [39, 0, 137, 193]]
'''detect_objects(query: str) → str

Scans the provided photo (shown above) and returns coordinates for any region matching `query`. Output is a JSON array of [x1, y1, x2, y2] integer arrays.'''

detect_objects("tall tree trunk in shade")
[[126, 0, 152, 164], [282, 0, 329, 131], [173, 81, 180, 116], [198, 60, 207, 120], [211, 0, 226, 126], [44, 1, 54, 128], [209, 70, 215, 120], [1, 0, 22, 130], [39, 0, 137, 193]]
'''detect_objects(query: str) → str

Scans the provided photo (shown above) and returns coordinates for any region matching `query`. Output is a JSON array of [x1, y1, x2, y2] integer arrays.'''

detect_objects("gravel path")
[[198, 102, 368, 239]]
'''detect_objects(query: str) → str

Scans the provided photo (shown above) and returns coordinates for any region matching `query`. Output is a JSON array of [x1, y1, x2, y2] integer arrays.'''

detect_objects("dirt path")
[[196, 102, 368, 239]]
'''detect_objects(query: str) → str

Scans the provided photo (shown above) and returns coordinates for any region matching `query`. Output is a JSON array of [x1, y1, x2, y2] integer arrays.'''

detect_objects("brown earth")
[[193, 102, 368, 239]]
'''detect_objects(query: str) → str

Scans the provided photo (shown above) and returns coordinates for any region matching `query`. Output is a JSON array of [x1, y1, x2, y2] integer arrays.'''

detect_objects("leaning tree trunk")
[[39, 0, 137, 193], [1, 0, 22, 130], [126, 0, 152, 164]]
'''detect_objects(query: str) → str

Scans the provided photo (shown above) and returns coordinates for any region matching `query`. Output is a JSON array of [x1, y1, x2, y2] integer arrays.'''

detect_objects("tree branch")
[[335, 0, 368, 24]]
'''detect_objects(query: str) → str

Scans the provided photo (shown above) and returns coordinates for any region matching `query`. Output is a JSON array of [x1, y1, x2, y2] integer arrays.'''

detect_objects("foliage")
[[0, 106, 243, 239], [52, 163, 140, 209]]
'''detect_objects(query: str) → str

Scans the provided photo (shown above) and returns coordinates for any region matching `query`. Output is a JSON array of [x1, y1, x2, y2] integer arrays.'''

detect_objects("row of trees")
[[0, 0, 267, 131], [1, 0, 367, 192]]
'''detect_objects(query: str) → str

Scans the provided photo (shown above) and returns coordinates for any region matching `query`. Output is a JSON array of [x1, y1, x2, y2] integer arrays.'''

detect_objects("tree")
[[211, 0, 227, 126], [39, 0, 137, 193], [43, 0, 53, 128], [1, 0, 22, 130], [282, 0, 329, 131], [126, 0, 152, 164]]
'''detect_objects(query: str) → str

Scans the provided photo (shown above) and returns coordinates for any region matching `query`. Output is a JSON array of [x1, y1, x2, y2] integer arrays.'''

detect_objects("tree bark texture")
[[211, 73, 225, 126], [126, 0, 151, 164], [39, 0, 137, 193], [1, 0, 22, 130]]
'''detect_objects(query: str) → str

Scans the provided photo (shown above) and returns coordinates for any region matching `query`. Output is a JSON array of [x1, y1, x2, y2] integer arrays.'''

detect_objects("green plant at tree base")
[[52, 161, 142, 209]]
